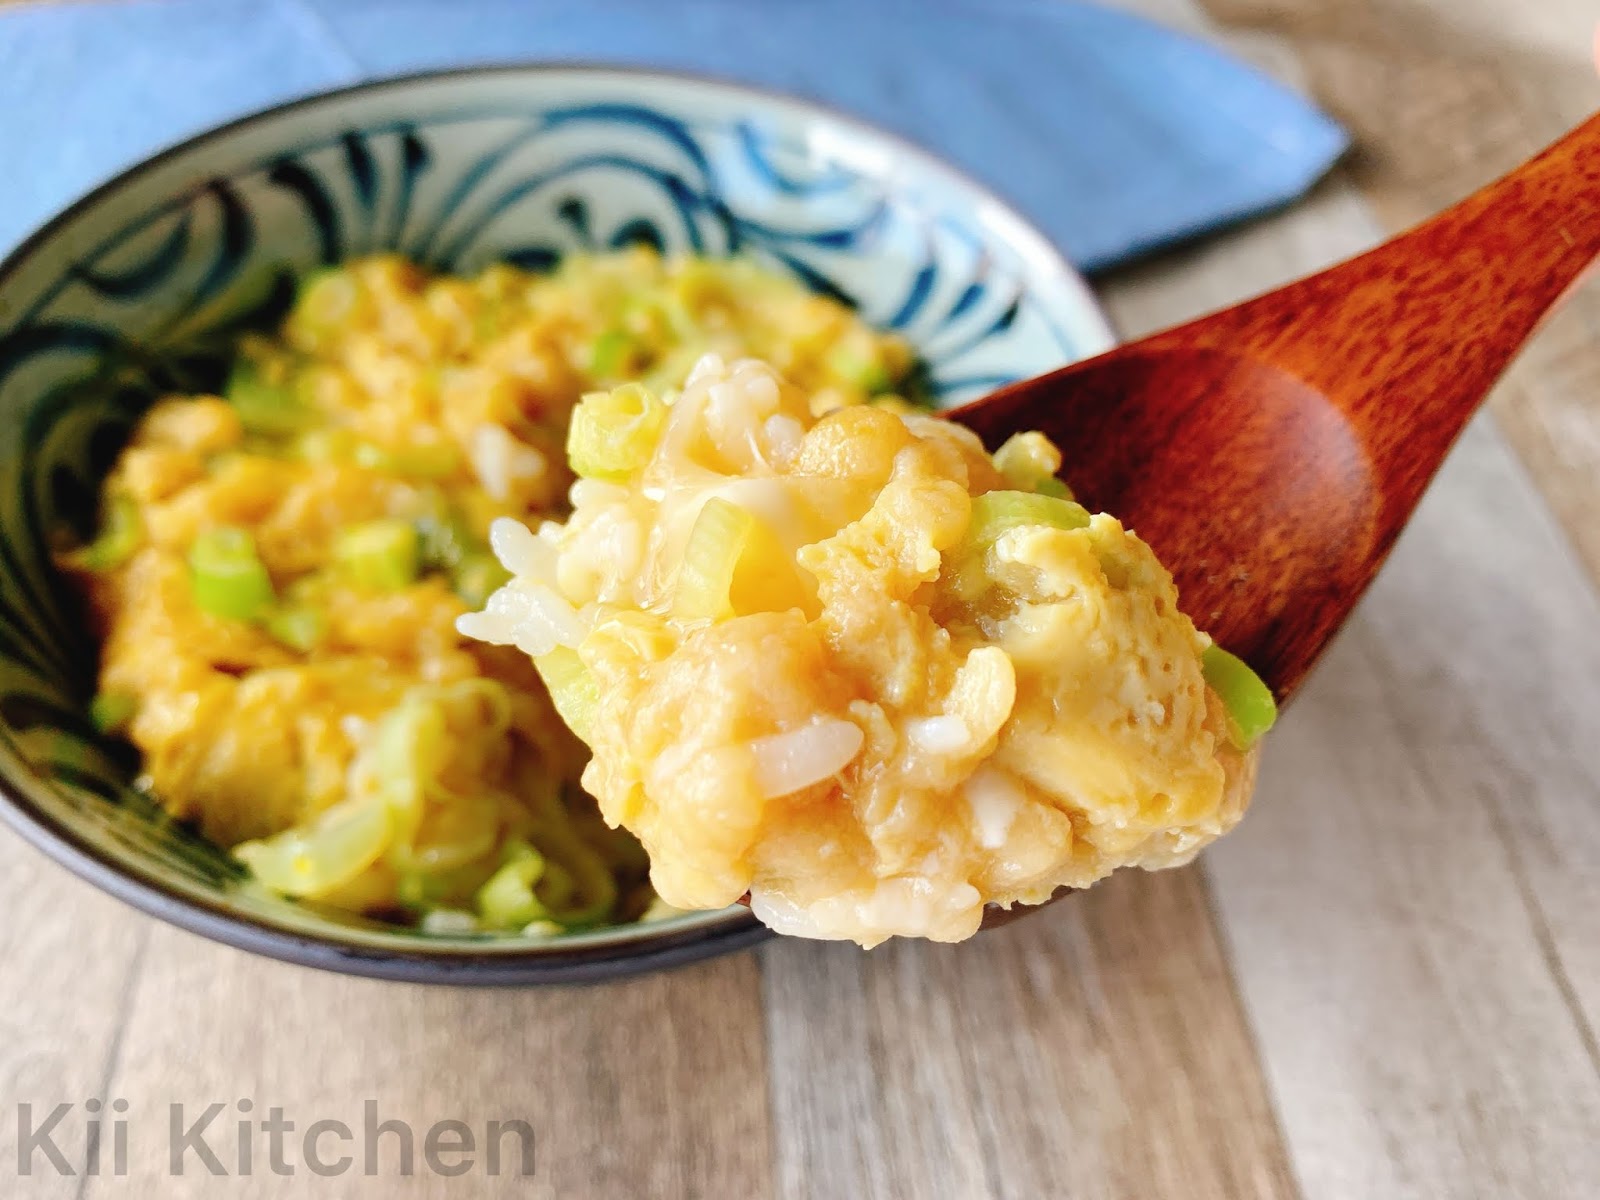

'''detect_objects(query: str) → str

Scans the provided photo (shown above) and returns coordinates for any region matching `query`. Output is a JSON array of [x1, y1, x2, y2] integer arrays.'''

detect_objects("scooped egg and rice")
[[66, 250, 1273, 946], [462, 354, 1272, 946]]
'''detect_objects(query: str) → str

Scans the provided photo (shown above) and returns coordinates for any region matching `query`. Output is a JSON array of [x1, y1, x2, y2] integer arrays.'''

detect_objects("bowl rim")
[[0, 61, 1114, 985]]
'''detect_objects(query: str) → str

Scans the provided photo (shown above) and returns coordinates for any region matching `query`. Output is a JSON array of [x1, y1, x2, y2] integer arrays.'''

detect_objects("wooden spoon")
[[742, 113, 1600, 932], [956, 111, 1600, 703]]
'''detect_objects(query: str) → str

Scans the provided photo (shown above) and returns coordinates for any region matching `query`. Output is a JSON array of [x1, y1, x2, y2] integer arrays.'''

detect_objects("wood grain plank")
[[762, 867, 1300, 1200], [1208, 432, 1600, 1197], [80, 927, 773, 1198], [1095, 6, 1600, 1195], [1198, 0, 1600, 606], [0, 828, 149, 1197]]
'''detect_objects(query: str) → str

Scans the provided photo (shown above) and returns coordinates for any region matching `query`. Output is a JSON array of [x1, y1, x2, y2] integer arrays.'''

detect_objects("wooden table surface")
[[4, 0, 1600, 1196]]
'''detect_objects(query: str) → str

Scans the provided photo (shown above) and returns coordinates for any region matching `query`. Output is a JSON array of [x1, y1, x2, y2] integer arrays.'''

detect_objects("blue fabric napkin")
[[0, 0, 1347, 272]]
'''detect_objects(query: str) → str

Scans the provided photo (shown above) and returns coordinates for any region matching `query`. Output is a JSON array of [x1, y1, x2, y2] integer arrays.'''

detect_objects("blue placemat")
[[0, 0, 1347, 272]]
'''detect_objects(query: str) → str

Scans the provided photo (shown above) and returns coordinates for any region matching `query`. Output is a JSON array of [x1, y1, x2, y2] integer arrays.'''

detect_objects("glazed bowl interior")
[[0, 66, 1112, 983]]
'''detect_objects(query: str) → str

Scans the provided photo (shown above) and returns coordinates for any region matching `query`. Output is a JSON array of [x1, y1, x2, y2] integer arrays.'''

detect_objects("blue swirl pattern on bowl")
[[0, 67, 1110, 983]]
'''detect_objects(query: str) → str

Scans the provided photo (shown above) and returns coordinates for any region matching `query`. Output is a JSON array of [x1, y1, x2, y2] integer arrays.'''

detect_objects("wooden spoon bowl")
[[959, 111, 1600, 700]]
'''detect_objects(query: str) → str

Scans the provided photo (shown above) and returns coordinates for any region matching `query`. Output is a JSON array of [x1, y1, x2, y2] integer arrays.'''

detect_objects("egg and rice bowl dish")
[[66, 250, 918, 932], [67, 249, 1273, 946]]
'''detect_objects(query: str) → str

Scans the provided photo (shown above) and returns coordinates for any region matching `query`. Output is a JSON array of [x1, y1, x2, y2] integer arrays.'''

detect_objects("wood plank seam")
[[1356, 630, 1600, 1078], [1196, 865, 1313, 1196], [72, 924, 151, 1200], [1356, 633, 1600, 1088]]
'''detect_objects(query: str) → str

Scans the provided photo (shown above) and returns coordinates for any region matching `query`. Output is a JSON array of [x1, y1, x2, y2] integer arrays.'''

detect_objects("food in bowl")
[[0, 62, 1132, 982], [62, 249, 918, 932], [460, 354, 1276, 947]]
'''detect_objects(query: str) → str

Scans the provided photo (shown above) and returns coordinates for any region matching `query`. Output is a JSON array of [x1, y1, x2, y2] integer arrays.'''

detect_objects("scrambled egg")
[[462, 355, 1262, 946], [68, 252, 915, 930]]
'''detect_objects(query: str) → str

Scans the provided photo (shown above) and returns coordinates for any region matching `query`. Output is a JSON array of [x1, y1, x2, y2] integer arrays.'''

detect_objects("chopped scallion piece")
[[567, 383, 666, 481], [1201, 644, 1278, 750], [673, 497, 756, 620], [534, 835, 618, 927], [66, 494, 142, 572], [234, 798, 391, 898], [188, 526, 275, 621], [293, 267, 358, 332], [414, 503, 476, 573], [826, 347, 891, 395], [588, 328, 634, 378], [265, 604, 324, 652], [944, 490, 1091, 602], [224, 361, 314, 436], [370, 697, 448, 856], [453, 553, 511, 609], [397, 871, 444, 912], [292, 428, 357, 464], [475, 841, 550, 930], [353, 440, 460, 479], [473, 301, 506, 342], [89, 691, 138, 735], [334, 519, 420, 592], [966, 491, 1091, 543], [534, 647, 600, 744]]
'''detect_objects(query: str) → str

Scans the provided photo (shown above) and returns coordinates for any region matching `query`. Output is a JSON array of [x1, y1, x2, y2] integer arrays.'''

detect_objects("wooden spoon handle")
[[1146, 111, 1600, 525]]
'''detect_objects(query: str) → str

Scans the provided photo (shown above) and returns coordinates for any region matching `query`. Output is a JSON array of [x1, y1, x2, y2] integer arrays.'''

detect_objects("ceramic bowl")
[[0, 65, 1112, 983]]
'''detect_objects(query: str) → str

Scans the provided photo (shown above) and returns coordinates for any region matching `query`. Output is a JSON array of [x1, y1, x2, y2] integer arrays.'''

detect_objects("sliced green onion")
[[1201, 644, 1278, 750], [353, 440, 460, 479], [293, 267, 359, 332], [475, 841, 550, 930], [89, 691, 138, 735], [588, 328, 634, 379], [397, 871, 443, 912], [826, 347, 892, 395], [673, 497, 756, 620], [1034, 476, 1073, 499], [292, 427, 358, 464], [534, 647, 600, 744], [453, 553, 511, 609], [334, 519, 420, 592], [944, 490, 1091, 601], [188, 526, 275, 621], [965, 491, 1091, 544], [567, 383, 666, 481], [652, 293, 700, 339], [403, 876, 441, 908], [296, 264, 343, 301], [265, 604, 323, 652], [538, 837, 617, 927], [414, 503, 475, 573], [404, 795, 500, 874], [473, 300, 506, 342], [234, 798, 390, 898], [520, 782, 624, 927], [371, 697, 449, 860], [225, 361, 314, 436], [66, 494, 142, 572]]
